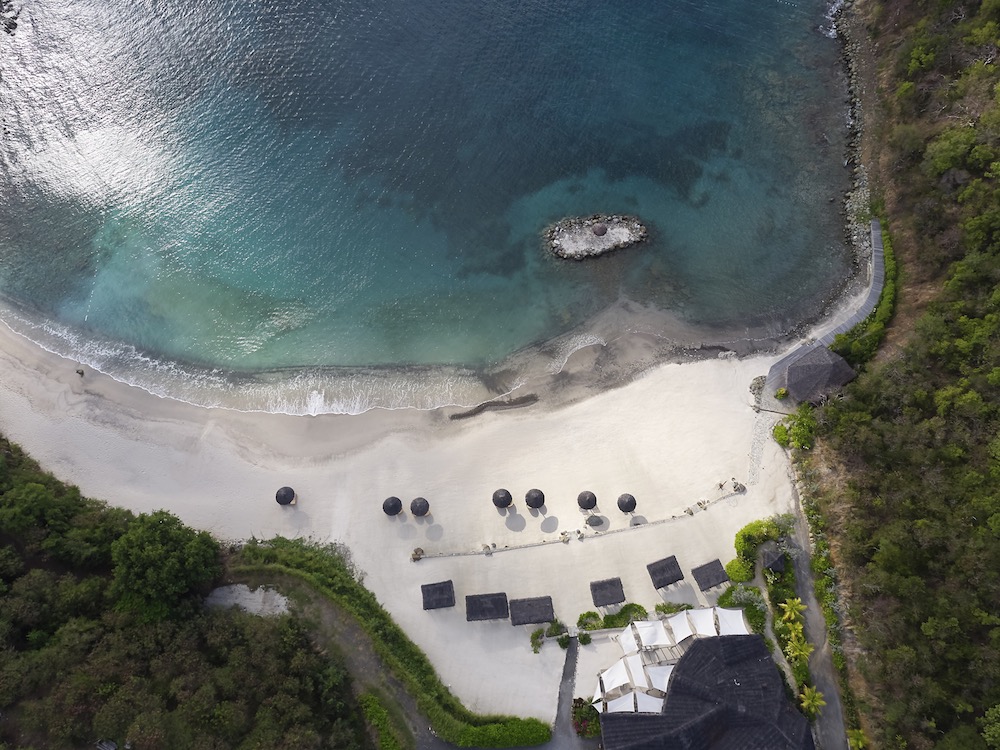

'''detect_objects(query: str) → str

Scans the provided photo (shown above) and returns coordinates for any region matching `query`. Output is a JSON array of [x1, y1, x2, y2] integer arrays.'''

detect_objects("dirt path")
[[228, 570, 448, 750]]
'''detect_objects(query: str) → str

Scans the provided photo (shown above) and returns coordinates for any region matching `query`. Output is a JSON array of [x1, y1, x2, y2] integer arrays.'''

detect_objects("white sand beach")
[[0, 319, 801, 722]]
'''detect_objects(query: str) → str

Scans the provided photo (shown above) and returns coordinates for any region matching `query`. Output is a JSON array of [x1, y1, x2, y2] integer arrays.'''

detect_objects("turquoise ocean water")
[[0, 0, 851, 413]]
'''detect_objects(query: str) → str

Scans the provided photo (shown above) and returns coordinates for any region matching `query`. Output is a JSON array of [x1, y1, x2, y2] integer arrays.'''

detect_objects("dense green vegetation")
[[0, 438, 370, 749], [812, 0, 1000, 746], [232, 538, 551, 748]]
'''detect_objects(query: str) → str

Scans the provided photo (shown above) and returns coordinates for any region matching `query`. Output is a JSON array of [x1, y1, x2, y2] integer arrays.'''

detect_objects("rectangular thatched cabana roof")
[[692, 559, 729, 592], [647, 555, 684, 589], [590, 577, 626, 607], [509, 596, 555, 626], [421, 580, 456, 610], [465, 592, 510, 621]]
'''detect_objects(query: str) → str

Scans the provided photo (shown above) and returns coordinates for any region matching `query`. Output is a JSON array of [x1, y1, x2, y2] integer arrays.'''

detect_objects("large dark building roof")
[[784, 346, 856, 404], [600, 636, 814, 750], [421, 580, 455, 610]]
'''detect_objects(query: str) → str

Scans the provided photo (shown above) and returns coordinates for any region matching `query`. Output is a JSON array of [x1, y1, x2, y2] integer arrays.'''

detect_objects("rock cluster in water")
[[545, 214, 648, 260]]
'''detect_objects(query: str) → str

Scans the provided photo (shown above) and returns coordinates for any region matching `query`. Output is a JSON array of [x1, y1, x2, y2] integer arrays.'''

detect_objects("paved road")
[[789, 501, 849, 750]]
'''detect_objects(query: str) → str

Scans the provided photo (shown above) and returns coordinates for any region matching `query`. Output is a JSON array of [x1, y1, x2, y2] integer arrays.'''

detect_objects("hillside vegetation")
[[814, 0, 1000, 747], [0, 437, 371, 750]]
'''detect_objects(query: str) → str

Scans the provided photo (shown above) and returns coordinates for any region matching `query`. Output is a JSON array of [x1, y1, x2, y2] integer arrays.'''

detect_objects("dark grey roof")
[[647, 556, 684, 589], [784, 346, 855, 404], [591, 577, 626, 607], [492, 488, 513, 508], [760, 541, 786, 573], [600, 636, 815, 750], [525, 488, 545, 508], [618, 493, 637, 513], [509, 596, 555, 626], [691, 560, 729, 591], [466, 592, 509, 621], [421, 580, 456, 610]]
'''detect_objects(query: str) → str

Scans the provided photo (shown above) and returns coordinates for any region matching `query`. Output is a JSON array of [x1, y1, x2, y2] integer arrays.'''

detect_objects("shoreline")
[[0, 0, 876, 725]]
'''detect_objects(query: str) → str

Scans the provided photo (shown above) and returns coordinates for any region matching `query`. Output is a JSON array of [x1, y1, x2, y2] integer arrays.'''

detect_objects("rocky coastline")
[[544, 214, 648, 260]]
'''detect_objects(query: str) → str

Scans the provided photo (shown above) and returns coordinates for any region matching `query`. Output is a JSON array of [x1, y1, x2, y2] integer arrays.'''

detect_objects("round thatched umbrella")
[[617, 493, 636, 513], [592, 222, 608, 237], [525, 488, 545, 509], [382, 496, 402, 516], [492, 488, 513, 508], [410, 497, 430, 517], [577, 490, 597, 511], [275, 486, 296, 506]]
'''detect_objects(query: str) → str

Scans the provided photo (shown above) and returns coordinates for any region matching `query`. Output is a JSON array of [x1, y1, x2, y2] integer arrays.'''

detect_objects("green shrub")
[[725, 557, 755, 583], [654, 602, 693, 615], [359, 692, 404, 750], [733, 518, 785, 561], [530, 628, 545, 654], [602, 603, 648, 629], [545, 620, 566, 637], [557, 634, 571, 649], [775, 387, 789, 400], [577, 611, 602, 631], [578, 633, 592, 646], [571, 698, 601, 738], [773, 423, 790, 447]]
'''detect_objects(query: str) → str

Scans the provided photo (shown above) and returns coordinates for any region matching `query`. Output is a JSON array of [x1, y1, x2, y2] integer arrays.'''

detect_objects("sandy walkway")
[[0, 319, 797, 722]]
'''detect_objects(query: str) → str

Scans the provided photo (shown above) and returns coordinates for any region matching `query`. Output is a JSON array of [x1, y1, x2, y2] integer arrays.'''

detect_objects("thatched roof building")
[[691, 560, 729, 592], [646, 556, 684, 589], [591, 577, 626, 607], [509, 596, 555, 626], [783, 346, 856, 404], [421, 580, 456, 610], [466, 592, 510, 621]]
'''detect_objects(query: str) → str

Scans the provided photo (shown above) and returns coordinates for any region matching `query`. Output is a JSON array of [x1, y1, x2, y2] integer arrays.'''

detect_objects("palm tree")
[[799, 685, 826, 718], [785, 635, 814, 664], [847, 728, 868, 749], [779, 597, 807, 623]]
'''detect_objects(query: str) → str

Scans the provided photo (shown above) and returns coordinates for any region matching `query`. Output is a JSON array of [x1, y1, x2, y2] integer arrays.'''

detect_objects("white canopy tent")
[[600, 658, 632, 694], [616, 623, 639, 655], [592, 683, 603, 705], [606, 692, 638, 713], [689, 607, 718, 637], [666, 611, 694, 643], [644, 664, 675, 693], [716, 607, 751, 635], [635, 692, 665, 714], [635, 619, 673, 648], [625, 653, 648, 689]]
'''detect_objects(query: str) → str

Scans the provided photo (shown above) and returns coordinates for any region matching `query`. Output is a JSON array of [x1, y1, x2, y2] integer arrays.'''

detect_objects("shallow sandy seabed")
[[0, 315, 818, 722]]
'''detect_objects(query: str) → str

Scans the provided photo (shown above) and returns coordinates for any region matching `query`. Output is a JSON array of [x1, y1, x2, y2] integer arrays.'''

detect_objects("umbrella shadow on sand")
[[540, 515, 560, 533], [504, 506, 527, 532]]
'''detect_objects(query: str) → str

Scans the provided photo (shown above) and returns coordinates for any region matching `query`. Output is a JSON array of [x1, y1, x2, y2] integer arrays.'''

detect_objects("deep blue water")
[[0, 0, 851, 412]]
